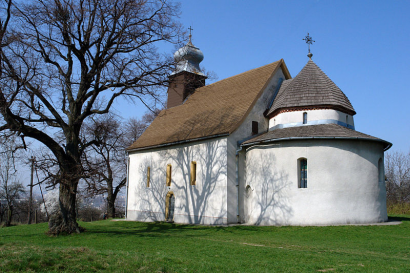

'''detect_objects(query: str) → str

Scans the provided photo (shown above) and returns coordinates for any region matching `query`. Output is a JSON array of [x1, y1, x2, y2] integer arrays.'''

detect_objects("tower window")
[[190, 161, 197, 185], [298, 158, 307, 188], [303, 112, 307, 124], [346, 115, 349, 126], [252, 121, 258, 135], [166, 164, 172, 186]]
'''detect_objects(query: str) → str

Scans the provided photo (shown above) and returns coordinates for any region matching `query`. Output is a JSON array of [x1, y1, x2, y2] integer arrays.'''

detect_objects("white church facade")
[[125, 37, 391, 226]]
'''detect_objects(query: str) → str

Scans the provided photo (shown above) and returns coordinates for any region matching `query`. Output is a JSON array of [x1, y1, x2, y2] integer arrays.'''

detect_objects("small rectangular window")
[[190, 161, 197, 185], [147, 166, 151, 187], [166, 164, 172, 186], [252, 121, 258, 135], [299, 159, 307, 188], [303, 112, 307, 124]]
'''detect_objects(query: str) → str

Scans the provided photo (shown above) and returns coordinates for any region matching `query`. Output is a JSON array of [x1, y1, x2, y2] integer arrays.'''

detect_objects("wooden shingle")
[[242, 124, 391, 150], [128, 60, 288, 151], [267, 60, 355, 117]]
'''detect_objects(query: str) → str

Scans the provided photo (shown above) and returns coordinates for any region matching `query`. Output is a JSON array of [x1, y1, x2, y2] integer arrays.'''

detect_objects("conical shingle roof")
[[267, 59, 355, 117]]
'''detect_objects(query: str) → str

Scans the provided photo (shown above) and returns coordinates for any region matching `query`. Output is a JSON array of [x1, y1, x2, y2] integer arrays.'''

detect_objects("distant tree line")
[[385, 151, 410, 214]]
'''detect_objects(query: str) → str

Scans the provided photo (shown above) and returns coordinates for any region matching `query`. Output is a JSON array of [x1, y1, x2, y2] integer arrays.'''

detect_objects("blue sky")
[[23, 0, 409, 195], [118, 0, 410, 152]]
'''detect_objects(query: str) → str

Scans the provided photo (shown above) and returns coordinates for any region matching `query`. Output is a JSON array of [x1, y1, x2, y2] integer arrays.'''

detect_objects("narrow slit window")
[[378, 158, 384, 184], [346, 115, 349, 126], [190, 161, 197, 185], [147, 166, 150, 187], [166, 164, 172, 186], [303, 112, 307, 124], [299, 158, 307, 188], [252, 121, 258, 135]]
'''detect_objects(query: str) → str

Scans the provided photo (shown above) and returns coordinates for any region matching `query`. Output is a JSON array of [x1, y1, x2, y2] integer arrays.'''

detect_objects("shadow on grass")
[[84, 221, 234, 238], [388, 216, 410, 222], [82, 220, 276, 239], [3, 216, 408, 240], [82, 216, 410, 238]]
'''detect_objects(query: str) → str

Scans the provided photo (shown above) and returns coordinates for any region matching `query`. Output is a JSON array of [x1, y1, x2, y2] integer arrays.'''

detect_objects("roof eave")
[[241, 136, 392, 151], [127, 133, 230, 153], [267, 105, 356, 119], [279, 59, 292, 80]]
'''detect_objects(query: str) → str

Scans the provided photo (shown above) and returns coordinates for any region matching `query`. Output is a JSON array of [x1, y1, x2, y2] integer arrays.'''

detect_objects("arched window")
[[303, 112, 307, 124], [298, 158, 307, 188], [165, 191, 175, 222], [245, 185, 253, 198]]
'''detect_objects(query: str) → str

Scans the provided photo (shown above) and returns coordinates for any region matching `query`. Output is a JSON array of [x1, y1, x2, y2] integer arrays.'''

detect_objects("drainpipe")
[[236, 146, 244, 223], [125, 155, 130, 219]]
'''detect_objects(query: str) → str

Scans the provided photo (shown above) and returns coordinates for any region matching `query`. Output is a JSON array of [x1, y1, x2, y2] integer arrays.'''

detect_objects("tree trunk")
[[5, 207, 12, 227], [107, 193, 116, 218], [48, 178, 84, 235]]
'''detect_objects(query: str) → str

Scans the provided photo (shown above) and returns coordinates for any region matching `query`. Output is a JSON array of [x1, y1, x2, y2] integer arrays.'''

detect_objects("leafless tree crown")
[[0, 0, 183, 234]]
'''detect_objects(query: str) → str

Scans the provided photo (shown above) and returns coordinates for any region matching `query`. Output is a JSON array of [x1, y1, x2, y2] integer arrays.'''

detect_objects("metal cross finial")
[[303, 32, 315, 59], [188, 26, 193, 43]]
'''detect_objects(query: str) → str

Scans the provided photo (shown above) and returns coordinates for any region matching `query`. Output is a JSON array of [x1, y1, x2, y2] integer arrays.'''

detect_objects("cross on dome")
[[303, 32, 315, 59], [171, 26, 204, 76], [188, 26, 193, 44]]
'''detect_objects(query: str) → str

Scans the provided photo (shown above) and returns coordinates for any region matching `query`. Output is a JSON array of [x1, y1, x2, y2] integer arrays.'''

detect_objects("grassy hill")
[[1, 216, 410, 272]]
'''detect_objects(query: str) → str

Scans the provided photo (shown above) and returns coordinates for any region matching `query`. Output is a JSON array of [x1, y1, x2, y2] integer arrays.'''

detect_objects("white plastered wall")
[[227, 67, 287, 223], [127, 137, 228, 225], [269, 109, 354, 130], [245, 139, 387, 226]]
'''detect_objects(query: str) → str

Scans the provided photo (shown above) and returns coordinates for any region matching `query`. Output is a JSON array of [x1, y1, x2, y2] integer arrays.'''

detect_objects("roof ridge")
[[199, 60, 281, 89]]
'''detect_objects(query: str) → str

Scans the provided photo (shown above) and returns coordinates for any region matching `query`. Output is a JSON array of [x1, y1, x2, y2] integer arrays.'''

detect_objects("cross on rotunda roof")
[[303, 32, 315, 59]]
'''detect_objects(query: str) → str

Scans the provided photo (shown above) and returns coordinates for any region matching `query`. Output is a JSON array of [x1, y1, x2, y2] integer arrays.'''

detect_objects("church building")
[[125, 34, 392, 226]]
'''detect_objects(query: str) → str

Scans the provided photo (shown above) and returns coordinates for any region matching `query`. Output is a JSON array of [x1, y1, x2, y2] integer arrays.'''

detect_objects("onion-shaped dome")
[[171, 39, 204, 76]]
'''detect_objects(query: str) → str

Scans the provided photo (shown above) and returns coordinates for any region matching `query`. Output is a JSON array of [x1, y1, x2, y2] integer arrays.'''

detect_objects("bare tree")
[[0, 182, 26, 226], [124, 108, 162, 146], [0, 135, 26, 226], [82, 108, 161, 218], [385, 151, 410, 205], [82, 115, 126, 218], [0, 0, 183, 234]]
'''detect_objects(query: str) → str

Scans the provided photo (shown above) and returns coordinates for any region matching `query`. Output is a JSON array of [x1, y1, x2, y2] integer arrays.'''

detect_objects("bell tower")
[[167, 28, 207, 108]]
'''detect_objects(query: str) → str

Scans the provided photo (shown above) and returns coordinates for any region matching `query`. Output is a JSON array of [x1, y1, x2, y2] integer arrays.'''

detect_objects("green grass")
[[1, 216, 410, 272]]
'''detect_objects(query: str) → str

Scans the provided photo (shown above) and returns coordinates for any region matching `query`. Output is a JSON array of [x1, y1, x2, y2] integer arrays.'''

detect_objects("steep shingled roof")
[[266, 59, 355, 117], [128, 60, 290, 151], [241, 124, 391, 150]]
